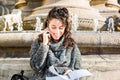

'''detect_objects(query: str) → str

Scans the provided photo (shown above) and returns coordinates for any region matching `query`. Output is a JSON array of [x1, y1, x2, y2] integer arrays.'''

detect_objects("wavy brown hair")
[[38, 7, 75, 48]]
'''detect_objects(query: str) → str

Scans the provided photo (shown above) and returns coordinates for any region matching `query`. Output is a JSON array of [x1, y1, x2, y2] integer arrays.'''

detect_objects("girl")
[[29, 7, 82, 80]]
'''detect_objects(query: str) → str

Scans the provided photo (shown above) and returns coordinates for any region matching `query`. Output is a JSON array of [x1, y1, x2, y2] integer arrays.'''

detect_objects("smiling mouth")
[[54, 33, 60, 37]]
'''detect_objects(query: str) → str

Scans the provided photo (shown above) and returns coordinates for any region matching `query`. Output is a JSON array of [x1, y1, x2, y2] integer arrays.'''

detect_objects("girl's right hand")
[[43, 28, 51, 45], [64, 70, 72, 75]]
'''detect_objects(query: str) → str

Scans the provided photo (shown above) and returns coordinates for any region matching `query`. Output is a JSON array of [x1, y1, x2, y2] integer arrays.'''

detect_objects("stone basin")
[[0, 31, 120, 47], [0, 31, 120, 57]]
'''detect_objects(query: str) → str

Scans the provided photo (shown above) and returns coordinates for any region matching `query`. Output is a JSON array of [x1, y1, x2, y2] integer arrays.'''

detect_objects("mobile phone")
[[46, 29, 51, 41]]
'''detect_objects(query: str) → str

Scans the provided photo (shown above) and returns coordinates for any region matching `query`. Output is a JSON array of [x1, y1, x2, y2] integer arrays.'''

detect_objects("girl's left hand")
[[64, 69, 72, 75]]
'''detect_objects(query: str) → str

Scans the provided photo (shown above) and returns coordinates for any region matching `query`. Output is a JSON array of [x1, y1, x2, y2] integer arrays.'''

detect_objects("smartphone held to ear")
[[42, 28, 51, 45], [46, 29, 51, 42], [47, 32, 51, 41]]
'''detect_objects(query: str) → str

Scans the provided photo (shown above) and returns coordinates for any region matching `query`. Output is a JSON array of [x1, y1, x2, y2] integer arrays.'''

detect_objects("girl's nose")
[[55, 29, 60, 35]]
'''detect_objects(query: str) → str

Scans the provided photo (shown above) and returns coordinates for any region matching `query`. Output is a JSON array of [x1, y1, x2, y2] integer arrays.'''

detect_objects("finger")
[[46, 33, 50, 37], [45, 28, 52, 34], [64, 70, 72, 75], [47, 33, 51, 38], [44, 28, 49, 32]]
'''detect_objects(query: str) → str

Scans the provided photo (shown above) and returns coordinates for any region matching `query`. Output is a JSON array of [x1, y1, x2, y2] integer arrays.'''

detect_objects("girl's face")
[[48, 18, 66, 41]]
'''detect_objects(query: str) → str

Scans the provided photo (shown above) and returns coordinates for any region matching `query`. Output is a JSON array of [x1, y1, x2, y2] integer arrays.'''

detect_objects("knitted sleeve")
[[71, 44, 82, 70], [29, 39, 49, 72]]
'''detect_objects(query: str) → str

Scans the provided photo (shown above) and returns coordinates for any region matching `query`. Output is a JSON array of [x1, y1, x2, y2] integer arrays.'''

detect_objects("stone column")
[[15, 0, 33, 17], [31, 0, 95, 15], [15, 0, 27, 9], [105, 0, 120, 17], [105, 0, 120, 9], [42, 0, 58, 5], [91, 0, 120, 18]]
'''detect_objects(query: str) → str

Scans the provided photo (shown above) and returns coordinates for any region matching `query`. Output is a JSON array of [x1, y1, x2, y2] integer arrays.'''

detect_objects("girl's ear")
[[43, 21, 48, 29], [46, 23, 48, 28], [45, 20, 49, 28]]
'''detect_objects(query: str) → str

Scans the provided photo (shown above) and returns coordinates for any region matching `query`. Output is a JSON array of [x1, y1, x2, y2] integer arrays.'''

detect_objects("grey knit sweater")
[[29, 36, 82, 80]]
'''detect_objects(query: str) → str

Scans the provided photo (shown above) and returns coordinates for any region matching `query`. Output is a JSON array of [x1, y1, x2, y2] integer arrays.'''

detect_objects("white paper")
[[46, 75, 70, 80], [48, 65, 70, 80], [68, 69, 92, 80], [46, 65, 92, 80]]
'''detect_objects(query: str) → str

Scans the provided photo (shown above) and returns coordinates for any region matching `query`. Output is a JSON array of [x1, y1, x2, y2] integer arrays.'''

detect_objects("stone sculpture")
[[24, 0, 105, 31], [107, 17, 115, 32], [3, 9, 23, 31], [93, 19, 99, 32], [35, 17, 42, 32], [71, 14, 79, 31]]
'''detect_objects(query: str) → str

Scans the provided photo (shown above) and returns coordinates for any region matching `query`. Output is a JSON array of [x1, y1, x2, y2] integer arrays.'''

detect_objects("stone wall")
[[0, 31, 120, 57]]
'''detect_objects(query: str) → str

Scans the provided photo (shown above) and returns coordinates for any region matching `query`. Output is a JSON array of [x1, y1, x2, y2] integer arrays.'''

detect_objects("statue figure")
[[3, 15, 14, 31], [11, 9, 23, 31], [35, 17, 42, 32], [71, 14, 79, 32], [107, 17, 114, 32], [3, 9, 23, 31], [93, 19, 99, 32]]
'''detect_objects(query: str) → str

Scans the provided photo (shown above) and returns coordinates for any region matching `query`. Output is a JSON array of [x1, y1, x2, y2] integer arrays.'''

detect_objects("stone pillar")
[[15, 0, 27, 9], [42, 0, 58, 5], [90, 0, 107, 5], [105, 0, 120, 17], [31, 0, 96, 15], [91, 0, 120, 18], [15, 0, 32, 17], [105, 0, 120, 9]]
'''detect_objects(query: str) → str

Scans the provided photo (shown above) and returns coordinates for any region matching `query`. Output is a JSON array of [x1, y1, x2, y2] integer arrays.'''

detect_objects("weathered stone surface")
[[82, 54, 120, 80], [24, 0, 105, 30], [91, 0, 120, 18], [0, 31, 120, 57], [0, 31, 120, 47], [0, 54, 120, 80]]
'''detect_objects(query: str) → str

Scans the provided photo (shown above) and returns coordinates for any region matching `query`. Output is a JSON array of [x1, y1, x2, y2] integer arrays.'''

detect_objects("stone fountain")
[[0, 0, 120, 56], [0, 0, 120, 80], [24, 0, 105, 31]]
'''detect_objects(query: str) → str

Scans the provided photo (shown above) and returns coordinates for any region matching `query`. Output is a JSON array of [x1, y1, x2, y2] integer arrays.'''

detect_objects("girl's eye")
[[50, 25, 55, 29], [60, 26, 65, 29], [52, 27, 56, 29], [60, 27, 64, 29]]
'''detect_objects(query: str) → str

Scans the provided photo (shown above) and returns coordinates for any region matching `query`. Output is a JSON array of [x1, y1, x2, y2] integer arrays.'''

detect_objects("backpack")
[[11, 70, 29, 80]]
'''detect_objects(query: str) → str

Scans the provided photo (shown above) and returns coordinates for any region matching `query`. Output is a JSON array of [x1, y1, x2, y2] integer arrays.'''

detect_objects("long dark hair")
[[38, 7, 75, 48]]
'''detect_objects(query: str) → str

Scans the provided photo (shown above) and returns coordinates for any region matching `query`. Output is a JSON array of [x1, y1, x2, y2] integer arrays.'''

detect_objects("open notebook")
[[46, 65, 92, 80]]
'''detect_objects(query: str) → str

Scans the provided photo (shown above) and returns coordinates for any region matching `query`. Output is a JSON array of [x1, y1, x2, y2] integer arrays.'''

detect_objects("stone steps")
[[0, 54, 120, 80]]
